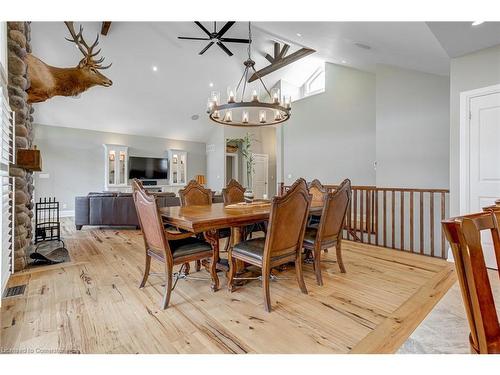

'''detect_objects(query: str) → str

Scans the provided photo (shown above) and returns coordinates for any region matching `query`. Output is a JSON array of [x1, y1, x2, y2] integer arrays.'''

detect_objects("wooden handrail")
[[279, 182, 450, 259]]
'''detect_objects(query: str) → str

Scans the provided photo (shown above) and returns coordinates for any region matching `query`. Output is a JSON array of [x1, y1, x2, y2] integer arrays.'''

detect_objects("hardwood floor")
[[1, 218, 456, 354]]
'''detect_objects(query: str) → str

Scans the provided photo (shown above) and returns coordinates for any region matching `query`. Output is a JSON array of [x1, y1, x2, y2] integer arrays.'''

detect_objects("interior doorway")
[[460, 84, 500, 269], [252, 153, 269, 199], [225, 153, 238, 185]]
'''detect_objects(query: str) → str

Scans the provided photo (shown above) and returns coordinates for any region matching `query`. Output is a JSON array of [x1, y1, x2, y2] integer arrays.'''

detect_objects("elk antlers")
[[64, 21, 112, 69]]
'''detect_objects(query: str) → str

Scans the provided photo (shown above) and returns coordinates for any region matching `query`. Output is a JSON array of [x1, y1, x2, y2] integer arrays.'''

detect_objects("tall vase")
[[244, 189, 254, 203], [244, 169, 254, 203]]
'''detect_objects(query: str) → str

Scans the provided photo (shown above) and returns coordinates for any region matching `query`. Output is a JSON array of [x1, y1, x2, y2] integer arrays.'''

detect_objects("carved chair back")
[[179, 180, 213, 207], [442, 211, 500, 353], [308, 179, 328, 204], [132, 179, 172, 262], [316, 179, 352, 245], [222, 179, 246, 205], [264, 178, 311, 262]]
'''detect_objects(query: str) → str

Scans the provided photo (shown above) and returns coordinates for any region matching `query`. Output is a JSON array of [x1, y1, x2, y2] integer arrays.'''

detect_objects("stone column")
[[7, 21, 34, 271]]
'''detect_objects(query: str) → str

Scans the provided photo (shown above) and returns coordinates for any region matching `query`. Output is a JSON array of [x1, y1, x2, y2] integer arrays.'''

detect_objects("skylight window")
[[302, 66, 325, 98]]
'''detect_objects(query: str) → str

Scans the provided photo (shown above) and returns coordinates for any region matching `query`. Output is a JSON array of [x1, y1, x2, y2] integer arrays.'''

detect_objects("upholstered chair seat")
[[232, 238, 266, 261], [233, 238, 295, 263], [170, 237, 213, 258], [302, 227, 318, 246]]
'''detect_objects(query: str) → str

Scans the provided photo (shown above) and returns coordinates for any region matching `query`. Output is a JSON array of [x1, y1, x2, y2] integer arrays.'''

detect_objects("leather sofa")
[[74, 191, 223, 230]]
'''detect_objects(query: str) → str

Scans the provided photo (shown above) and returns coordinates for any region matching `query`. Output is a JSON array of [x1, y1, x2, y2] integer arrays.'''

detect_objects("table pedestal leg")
[[231, 227, 245, 273], [203, 229, 220, 292]]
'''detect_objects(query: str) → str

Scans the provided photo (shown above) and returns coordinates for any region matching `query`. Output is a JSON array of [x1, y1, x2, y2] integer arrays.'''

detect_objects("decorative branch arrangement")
[[226, 133, 259, 190]]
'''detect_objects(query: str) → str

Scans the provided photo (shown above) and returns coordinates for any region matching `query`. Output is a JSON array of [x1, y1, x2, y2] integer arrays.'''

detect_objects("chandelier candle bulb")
[[285, 96, 292, 109], [224, 110, 233, 122], [206, 98, 215, 113], [211, 91, 220, 105], [259, 110, 267, 123], [251, 89, 259, 102], [213, 110, 220, 119], [274, 110, 281, 121], [271, 87, 280, 104], [227, 87, 235, 103], [242, 111, 249, 124]]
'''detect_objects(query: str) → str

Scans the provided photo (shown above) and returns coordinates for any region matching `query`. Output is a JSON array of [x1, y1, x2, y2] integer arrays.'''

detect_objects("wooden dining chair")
[[227, 178, 311, 312], [179, 180, 231, 270], [132, 179, 218, 309], [442, 211, 500, 354], [306, 179, 328, 228], [222, 179, 246, 205], [303, 179, 352, 285], [179, 179, 213, 206]]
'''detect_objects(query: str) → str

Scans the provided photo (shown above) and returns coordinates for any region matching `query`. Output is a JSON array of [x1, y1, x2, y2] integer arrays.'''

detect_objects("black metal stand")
[[31, 197, 67, 265]]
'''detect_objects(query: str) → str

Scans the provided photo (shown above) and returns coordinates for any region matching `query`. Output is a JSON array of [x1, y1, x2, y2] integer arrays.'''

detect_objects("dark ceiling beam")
[[101, 22, 112, 36], [248, 45, 316, 82]]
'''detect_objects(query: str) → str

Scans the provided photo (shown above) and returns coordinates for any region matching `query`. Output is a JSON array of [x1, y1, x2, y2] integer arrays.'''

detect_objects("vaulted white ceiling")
[[29, 21, 500, 142]]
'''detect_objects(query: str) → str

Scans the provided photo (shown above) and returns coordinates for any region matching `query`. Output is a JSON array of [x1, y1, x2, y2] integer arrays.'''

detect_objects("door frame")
[[252, 153, 269, 198], [459, 84, 500, 215], [225, 152, 239, 185]]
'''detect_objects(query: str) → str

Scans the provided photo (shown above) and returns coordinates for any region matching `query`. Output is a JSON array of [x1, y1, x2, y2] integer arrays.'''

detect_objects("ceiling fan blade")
[[199, 41, 214, 55], [219, 37, 250, 44], [217, 41, 233, 56], [216, 21, 235, 38], [178, 36, 212, 41], [194, 21, 212, 37]]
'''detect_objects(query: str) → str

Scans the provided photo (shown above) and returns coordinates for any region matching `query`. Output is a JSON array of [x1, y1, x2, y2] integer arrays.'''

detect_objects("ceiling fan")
[[178, 21, 250, 56]]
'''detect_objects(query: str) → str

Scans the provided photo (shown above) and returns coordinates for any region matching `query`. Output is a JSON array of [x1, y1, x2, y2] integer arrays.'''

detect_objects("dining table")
[[160, 200, 323, 291]]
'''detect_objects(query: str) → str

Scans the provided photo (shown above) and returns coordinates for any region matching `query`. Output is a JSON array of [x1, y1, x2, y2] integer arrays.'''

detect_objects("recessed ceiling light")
[[296, 33, 302, 37], [341, 60, 347, 64], [209, 82, 214, 87], [472, 21, 485, 26], [191, 114, 200, 120], [152, 66, 158, 72]]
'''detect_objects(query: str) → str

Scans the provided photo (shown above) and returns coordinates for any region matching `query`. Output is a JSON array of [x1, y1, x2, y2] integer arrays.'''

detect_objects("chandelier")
[[206, 22, 291, 127]]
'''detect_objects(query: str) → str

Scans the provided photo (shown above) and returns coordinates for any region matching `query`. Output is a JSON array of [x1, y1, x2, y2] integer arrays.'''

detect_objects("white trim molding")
[[459, 83, 500, 215], [60, 210, 75, 218]]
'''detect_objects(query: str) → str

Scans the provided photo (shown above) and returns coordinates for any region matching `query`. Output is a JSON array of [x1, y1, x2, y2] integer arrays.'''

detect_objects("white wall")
[[376, 64, 450, 188], [205, 126, 224, 192], [282, 62, 376, 186], [449, 45, 500, 215], [33, 125, 207, 211]]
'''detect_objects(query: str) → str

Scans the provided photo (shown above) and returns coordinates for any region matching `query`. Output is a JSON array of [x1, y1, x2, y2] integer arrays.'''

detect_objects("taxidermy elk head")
[[26, 22, 112, 103]]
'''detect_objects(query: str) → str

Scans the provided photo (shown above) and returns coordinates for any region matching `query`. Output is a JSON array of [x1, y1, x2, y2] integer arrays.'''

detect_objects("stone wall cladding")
[[7, 22, 34, 271]]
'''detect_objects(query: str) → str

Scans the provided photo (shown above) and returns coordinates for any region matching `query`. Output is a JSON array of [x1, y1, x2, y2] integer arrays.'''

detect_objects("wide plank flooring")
[[1, 218, 456, 353]]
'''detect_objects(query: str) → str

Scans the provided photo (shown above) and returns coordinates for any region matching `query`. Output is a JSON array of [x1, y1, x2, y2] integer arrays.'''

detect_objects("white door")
[[468, 91, 500, 268], [252, 153, 268, 199]]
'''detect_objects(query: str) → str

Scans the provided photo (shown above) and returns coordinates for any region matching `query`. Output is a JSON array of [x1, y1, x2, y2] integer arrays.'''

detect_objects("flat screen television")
[[128, 156, 169, 180]]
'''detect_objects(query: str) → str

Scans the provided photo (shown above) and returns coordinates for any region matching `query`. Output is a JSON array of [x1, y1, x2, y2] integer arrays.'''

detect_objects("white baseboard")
[[59, 210, 75, 218]]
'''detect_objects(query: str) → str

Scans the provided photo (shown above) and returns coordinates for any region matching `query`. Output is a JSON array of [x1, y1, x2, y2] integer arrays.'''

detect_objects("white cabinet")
[[103, 144, 128, 190], [168, 149, 187, 186]]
